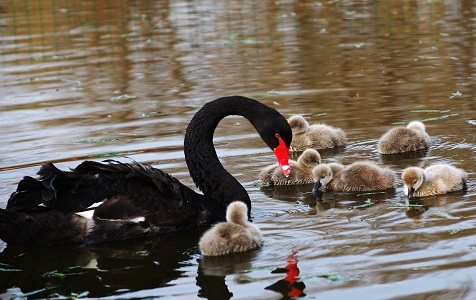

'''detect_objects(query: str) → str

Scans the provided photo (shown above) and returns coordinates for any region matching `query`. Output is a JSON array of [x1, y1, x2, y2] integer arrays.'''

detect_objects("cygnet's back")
[[402, 164, 467, 198], [378, 121, 430, 154], [199, 201, 262, 256], [288, 115, 347, 151], [313, 161, 396, 192], [259, 149, 321, 185]]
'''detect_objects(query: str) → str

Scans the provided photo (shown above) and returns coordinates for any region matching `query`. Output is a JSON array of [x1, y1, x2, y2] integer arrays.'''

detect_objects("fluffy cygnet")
[[199, 201, 262, 256], [312, 161, 396, 192], [288, 115, 347, 151], [402, 164, 467, 198], [259, 149, 321, 185], [378, 121, 430, 154]]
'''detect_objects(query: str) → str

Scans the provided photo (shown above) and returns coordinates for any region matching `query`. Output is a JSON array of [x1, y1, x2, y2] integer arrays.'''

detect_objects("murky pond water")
[[1, 1, 476, 299]]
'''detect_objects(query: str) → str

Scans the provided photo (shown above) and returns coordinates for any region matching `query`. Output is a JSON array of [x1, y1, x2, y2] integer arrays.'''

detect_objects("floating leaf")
[[42, 270, 66, 278], [12, 286, 57, 299], [110, 94, 136, 101], [422, 113, 459, 122], [356, 191, 385, 196], [446, 229, 460, 235], [449, 91, 462, 98], [90, 151, 136, 158], [0, 267, 22, 272], [349, 199, 374, 209], [389, 203, 424, 208], [435, 211, 460, 220], [299, 274, 361, 281], [409, 109, 449, 113]]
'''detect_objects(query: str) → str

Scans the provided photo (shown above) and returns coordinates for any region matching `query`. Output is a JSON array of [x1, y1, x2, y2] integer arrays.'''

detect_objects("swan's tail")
[[6, 162, 106, 212]]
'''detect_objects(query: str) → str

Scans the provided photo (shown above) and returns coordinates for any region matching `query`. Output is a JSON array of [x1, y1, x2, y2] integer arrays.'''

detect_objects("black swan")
[[0, 96, 292, 246]]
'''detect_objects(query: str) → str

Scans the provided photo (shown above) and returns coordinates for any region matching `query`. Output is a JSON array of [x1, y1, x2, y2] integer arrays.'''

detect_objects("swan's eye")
[[275, 133, 281, 139]]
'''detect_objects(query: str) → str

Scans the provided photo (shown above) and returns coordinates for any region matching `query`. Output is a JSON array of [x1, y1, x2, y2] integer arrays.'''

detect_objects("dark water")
[[1, 1, 476, 299]]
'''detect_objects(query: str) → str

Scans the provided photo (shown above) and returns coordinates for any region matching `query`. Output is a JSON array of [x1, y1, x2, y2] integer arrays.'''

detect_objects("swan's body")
[[288, 115, 346, 151], [378, 121, 430, 154], [312, 161, 396, 192], [402, 164, 467, 198], [259, 149, 321, 185], [199, 201, 262, 256], [0, 96, 292, 246]]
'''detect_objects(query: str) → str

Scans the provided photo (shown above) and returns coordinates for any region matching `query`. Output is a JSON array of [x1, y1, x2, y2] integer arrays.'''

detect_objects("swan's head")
[[288, 115, 309, 135], [407, 121, 426, 133], [402, 167, 424, 198], [226, 201, 248, 224], [311, 164, 333, 193], [253, 107, 292, 176], [297, 149, 321, 169]]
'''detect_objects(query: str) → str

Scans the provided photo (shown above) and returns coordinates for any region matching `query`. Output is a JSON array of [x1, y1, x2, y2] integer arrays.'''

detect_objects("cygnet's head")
[[407, 121, 426, 133], [288, 115, 309, 135], [297, 149, 321, 168], [311, 164, 333, 192], [226, 201, 248, 224], [402, 167, 424, 198]]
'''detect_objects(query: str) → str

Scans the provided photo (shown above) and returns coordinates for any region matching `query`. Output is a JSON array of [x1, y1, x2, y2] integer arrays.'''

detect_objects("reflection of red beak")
[[274, 137, 290, 176], [285, 252, 303, 297]]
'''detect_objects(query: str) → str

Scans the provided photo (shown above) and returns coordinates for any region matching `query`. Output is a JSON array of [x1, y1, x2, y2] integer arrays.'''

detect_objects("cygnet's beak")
[[312, 181, 322, 193], [274, 137, 291, 177], [408, 187, 415, 199]]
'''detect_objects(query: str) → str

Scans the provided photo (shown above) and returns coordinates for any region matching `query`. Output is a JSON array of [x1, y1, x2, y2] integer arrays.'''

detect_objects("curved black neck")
[[184, 96, 273, 216]]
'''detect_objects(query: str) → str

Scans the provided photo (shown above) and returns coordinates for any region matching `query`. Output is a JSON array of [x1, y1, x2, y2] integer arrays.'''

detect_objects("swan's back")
[[331, 161, 396, 192], [199, 201, 262, 256], [378, 121, 430, 154], [259, 149, 321, 185], [402, 164, 467, 197]]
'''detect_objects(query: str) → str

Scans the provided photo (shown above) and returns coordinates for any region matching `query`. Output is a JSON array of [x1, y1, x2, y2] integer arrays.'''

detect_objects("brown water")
[[1, 1, 476, 299]]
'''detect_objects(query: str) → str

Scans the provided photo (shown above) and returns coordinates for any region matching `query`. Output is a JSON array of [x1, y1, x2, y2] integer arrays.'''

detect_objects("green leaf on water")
[[356, 191, 385, 196], [299, 274, 361, 281], [90, 151, 136, 158], [410, 109, 449, 113], [449, 91, 462, 98], [446, 229, 460, 235], [435, 211, 460, 220], [42, 270, 66, 278], [0, 267, 22, 272], [12, 286, 60, 299], [110, 94, 136, 101], [349, 199, 374, 209], [422, 113, 459, 122], [389, 203, 424, 208]]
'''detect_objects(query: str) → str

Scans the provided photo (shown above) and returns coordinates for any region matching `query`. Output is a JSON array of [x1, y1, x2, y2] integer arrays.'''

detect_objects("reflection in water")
[[265, 252, 306, 299], [197, 251, 257, 299], [0, 229, 204, 298]]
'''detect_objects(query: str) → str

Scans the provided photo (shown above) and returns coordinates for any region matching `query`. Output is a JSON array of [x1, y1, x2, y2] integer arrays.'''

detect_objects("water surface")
[[1, 1, 476, 299]]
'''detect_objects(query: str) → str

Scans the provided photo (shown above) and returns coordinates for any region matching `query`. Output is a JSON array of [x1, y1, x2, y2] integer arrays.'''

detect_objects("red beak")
[[273, 137, 291, 176]]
